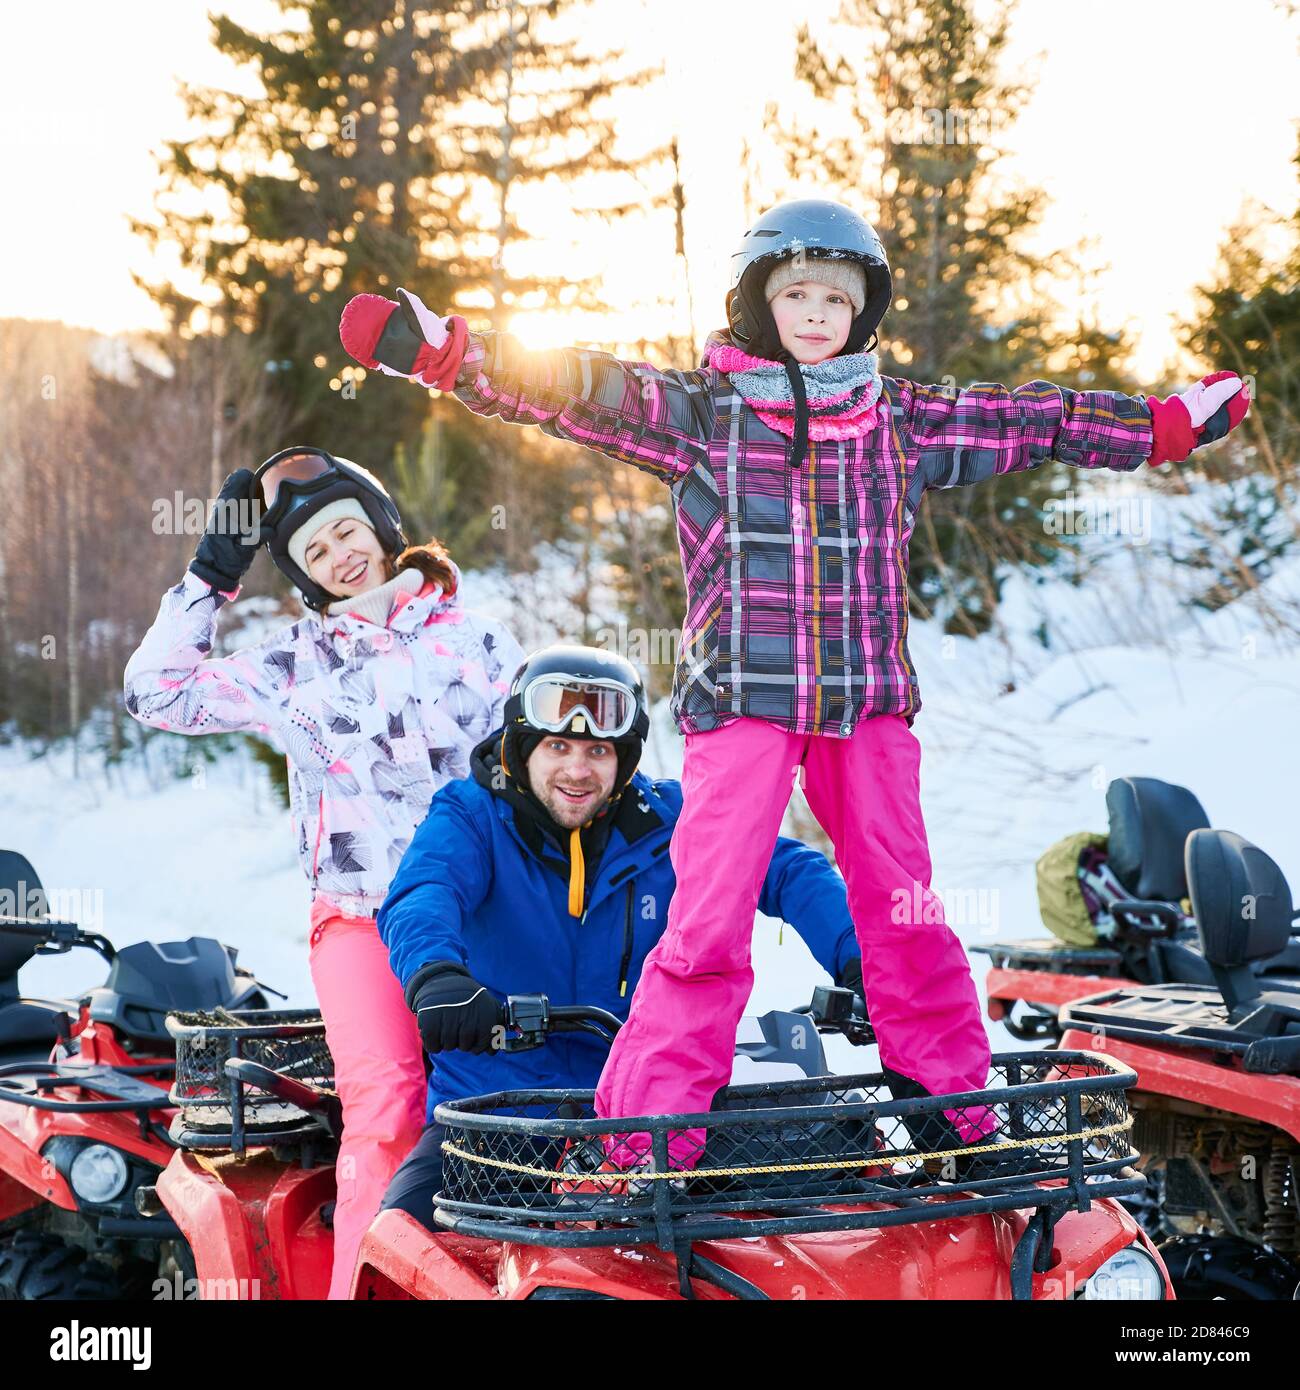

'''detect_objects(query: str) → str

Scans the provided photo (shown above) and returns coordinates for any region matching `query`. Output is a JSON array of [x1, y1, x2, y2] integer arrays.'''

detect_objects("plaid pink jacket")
[[453, 329, 1154, 737]]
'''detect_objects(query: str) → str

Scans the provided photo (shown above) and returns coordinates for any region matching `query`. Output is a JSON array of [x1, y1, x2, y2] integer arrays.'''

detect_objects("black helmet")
[[725, 199, 893, 361], [503, 644, 650, 793], [252, 446, 408, 611]]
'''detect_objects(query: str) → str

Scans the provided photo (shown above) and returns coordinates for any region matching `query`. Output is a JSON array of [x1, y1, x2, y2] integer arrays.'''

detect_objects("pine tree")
[[134, 0, 669, 565]]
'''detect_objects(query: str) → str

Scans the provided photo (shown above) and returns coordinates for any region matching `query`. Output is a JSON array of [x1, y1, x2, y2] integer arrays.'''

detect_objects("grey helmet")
[[725, 199, 892, 361]]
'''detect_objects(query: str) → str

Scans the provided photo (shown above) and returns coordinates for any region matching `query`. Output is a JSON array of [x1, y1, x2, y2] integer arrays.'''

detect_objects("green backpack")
[[1035, 831, 1109, 948]]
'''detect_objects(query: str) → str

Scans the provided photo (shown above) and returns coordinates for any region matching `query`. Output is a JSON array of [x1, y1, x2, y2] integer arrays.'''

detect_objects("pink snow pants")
[[593, 715, 994, 1165], [308, 896, 426, 1299]]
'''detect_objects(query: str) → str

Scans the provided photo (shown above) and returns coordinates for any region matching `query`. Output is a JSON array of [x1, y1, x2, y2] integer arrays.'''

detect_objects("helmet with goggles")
[[503, 645, 650, 793], [251, 446, 407, 610]]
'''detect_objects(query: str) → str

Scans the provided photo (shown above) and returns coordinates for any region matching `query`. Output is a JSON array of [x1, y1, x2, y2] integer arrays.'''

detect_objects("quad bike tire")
[[0, 1230, 147, 1301]]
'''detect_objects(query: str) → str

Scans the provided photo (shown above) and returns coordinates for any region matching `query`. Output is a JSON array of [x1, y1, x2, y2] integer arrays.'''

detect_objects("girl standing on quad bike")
[[123, 449, 524, 1295], [337, 198, 1250, 1170]]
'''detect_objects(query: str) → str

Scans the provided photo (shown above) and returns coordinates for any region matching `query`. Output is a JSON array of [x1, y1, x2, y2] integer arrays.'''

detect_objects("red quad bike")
[[0, 849, 276, 1299], [1058, 826, 1300, 1302], [975, 777, 1300, 1045], [152, 986, 1172, 1301]]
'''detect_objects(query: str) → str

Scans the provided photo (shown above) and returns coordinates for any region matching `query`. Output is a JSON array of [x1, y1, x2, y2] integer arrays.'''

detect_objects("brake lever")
[[498, 993, 549, 1053], [1, 918, 84, 955], [801, 985, 875, 1044]]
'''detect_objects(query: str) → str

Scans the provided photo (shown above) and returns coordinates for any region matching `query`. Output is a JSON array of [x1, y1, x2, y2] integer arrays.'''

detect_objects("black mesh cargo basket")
[[433, 1052, 1142, 1259], [166, 1008, 335, 1153]]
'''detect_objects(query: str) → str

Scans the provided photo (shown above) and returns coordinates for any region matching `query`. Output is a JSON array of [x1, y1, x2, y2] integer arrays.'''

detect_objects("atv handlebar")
[[0, 915, 115, 963], [803, 984, 874, 1045], [496, 985, 874, 1054], [498, 995, 624, 1052]]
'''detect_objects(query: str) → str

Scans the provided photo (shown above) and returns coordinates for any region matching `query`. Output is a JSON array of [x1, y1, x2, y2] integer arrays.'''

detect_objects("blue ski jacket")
[[378, 737, 858, 1120]]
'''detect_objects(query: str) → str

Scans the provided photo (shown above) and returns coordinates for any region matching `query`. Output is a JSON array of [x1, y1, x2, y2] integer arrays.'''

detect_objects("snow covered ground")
[[3, 525, 1299, 1079]]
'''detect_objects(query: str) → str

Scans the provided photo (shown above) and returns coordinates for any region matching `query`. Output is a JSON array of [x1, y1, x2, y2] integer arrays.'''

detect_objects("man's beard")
[[533, 780, 612, 828]]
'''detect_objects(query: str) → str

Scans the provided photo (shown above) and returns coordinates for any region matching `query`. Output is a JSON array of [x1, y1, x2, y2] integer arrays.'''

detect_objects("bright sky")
[[0, 0, 1296, 380]]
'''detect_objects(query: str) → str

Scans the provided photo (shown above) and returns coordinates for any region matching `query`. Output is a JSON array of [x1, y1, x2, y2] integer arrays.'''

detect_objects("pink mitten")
[[1147, 371, 1250, 467], [339, 288, 467, 389]]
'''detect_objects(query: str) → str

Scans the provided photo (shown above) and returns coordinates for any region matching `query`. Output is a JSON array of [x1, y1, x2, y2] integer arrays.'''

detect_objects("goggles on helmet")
[[522, 674, 639, 740], [252, 448, 341, 529]]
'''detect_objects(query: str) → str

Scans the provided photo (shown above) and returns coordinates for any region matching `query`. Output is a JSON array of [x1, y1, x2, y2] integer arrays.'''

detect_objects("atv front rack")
[[434, 1052, 1144, 1297], [166, 1009, 336, 1155], [973, 939, 1126, 975], [0, 1060, 177, 1147]]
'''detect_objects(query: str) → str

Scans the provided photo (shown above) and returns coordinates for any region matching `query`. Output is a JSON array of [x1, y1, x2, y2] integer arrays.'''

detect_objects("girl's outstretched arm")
[[340, 290, 712, 486], [896, 377, 1153, 487], [452, 329, 712, 485], [893, 370, 1249, 492]]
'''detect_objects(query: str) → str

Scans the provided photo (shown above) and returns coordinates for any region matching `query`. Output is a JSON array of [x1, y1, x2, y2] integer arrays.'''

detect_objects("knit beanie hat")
[[286, 497, 377, 574], [764, 256, 866, 315]]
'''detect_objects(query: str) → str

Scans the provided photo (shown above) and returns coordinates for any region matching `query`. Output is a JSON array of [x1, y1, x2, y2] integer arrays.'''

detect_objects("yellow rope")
[[440, 1114, 1133, 1185]]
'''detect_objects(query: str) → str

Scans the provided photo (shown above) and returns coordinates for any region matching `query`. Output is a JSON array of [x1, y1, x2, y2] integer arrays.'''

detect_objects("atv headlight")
[[1080, 1244, 1165, 1301], [69, 1144, 130, 1205]]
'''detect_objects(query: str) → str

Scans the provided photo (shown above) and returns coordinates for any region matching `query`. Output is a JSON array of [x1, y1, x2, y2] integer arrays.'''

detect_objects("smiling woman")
[[299, 512, 461, 616], [122, 441, 526, 1299], [301, 514, 389, 597]]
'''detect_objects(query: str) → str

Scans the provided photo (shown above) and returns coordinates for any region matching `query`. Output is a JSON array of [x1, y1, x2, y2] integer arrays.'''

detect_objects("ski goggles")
[[253, 448, 339, 525], [522, 675, 639, 740]]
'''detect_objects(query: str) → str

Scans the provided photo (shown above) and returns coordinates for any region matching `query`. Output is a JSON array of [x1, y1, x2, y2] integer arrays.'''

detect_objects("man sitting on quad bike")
[[376, 644, 868, 1225]]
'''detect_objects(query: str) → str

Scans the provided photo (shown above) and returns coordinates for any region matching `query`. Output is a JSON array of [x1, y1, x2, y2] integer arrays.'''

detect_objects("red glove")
[[339, 288, 468, 390], [1146, 371, 1250, 468]]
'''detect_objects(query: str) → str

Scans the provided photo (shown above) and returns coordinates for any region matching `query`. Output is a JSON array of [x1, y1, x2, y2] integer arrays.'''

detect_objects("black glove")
[[190, 468, 260, 591], [407, 964, 504, 1055], [837, 957, 864, 1004]]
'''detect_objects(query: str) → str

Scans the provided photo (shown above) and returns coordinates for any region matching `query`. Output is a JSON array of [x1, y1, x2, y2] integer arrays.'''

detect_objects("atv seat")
[[0, 850, 76, 1052], [1105, 777, 1210, 902], [1143, 934, 1300, 991], [0, 997, 75, 1053], [1264, 937, 1300, 974], [0, 850, 53, 988], [1060, 828, 1300, 1074]]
